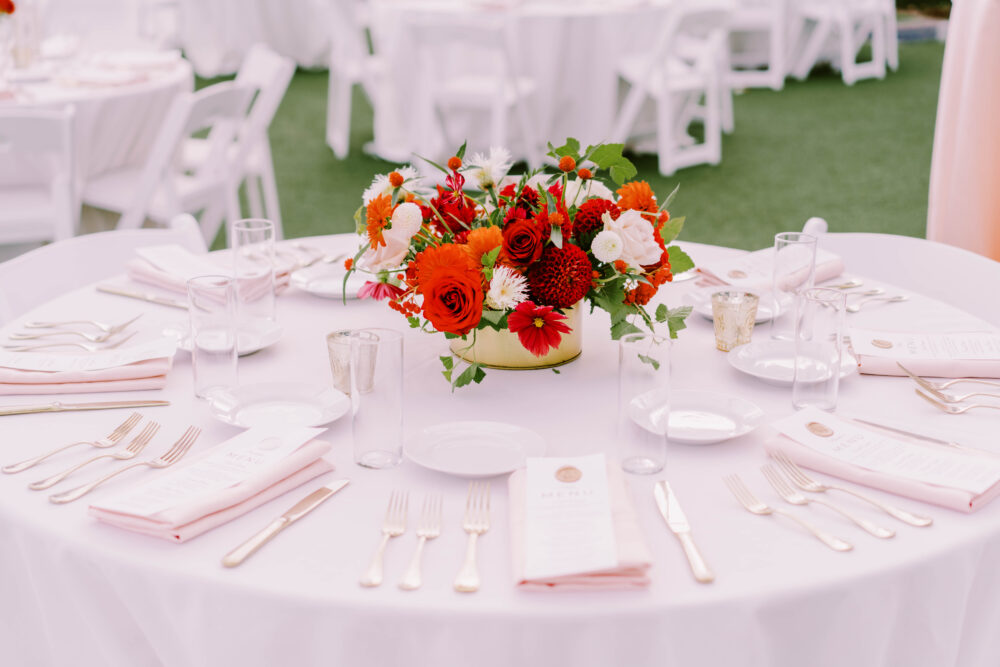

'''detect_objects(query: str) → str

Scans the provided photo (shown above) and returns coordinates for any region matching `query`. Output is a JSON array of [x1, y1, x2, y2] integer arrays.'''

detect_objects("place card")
[[700, 247, 841, 290], [92, 426, 326, 519], [523, 453, 618, 581], [135, 245, 229, 281], [773, 408, 1000, 495], [0, 338, 177, 372], [849, 330, 1000, 361]]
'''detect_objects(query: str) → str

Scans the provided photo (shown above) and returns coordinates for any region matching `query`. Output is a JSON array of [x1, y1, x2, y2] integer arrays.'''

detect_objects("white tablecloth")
[[3, 236, 1000, 667], [177, 0, 331, 77]]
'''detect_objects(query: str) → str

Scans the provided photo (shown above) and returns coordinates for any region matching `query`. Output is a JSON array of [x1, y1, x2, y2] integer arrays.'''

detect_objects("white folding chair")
[[182, 44, 296, 237], [727, 0, 793, 91], [0, 214, 206, 324], [0, 107, 77, 246], [82, 81, 255, 245], [612, 4, 731, 176], [326, 0, 384, 159], [791, 0, 887, 86], [402, 6, 540, 167]]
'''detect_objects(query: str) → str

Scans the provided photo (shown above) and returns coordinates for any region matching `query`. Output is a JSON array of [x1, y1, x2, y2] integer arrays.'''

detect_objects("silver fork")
[[761, 465, 895, 538], [360, 491, 408, 587], [454, 481, 491, 593], [917, 389, 1000, 415], [23, 314, 142, 334], [10, 315, 143, 342], [723, 474, 852, 551], [897, 362, 1000, 391], [28, 422, 161, 490], [49, 426, 201, 504], [770, 450, 933, 527], [2, 413, 142, 474], [399, 494, 443, 591], [3, 331, 137, 353]]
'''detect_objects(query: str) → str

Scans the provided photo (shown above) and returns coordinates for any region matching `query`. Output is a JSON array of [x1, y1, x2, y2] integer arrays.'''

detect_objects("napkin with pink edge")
[[849, 328, 1000, 378]]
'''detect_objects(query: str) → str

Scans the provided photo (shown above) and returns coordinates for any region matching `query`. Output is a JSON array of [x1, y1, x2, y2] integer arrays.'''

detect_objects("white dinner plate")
[[405, 421, 547, 478], [727, 340, 858, 386], [290, 263, 368, 299], [165, 323, 283, 357], [682, 286, 785, 324], [629, 390, 764, 445], [207, 382, 350, 429]]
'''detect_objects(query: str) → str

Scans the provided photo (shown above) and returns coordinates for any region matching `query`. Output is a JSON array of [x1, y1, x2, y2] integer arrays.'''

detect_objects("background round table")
[[2, 236, 1000, 667]]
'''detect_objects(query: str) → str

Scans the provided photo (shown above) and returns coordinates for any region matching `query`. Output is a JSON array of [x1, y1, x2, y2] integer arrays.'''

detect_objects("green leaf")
[[588, 143, 627, 168], [456, 141, 467, 160], [407, 316, 421, 329], [666, 305, 693, 339], [415, 153, 448, 174], [551, 138, 580, 160], [659, 216, 685, 245], [654, 303, 668, 323], [660, 183, 680, 211], [552, 368, 561, 374], [550, 224, 563, 249], [610, 163, 637, 185], [353, 205, 366, 235], [443, 332, 461, 340], [478, 309, 508, 331], [666, 245, 694, 275], [611, 319, 642, 339], [638, 353, 660, 371], [453, 363, 486, 389], [481, 246, 501, 269], [439, 355, 454, 371]]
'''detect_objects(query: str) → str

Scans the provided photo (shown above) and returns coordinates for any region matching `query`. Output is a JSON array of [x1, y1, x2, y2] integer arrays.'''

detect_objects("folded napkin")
[[0, 358, 171, 395], [766, 409, 1000, 513], [509, 462, 652, 590], [698, 247, 845, 292], [126, 246, 291, 296], [90, 436, 333, 543], [850, 329, 1000, 378]]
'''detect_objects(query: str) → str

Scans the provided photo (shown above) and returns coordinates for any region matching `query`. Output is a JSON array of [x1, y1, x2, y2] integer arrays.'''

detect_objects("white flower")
[[362, 165, 421, 205], [591, 230, 623, 264], [360, 203, 424, 272], [602, 210, 661, 269], [468, 147, 513, 190], [485, 265, 529, 310], [390, 202, 423, 237], [564, 178, 614, 207]]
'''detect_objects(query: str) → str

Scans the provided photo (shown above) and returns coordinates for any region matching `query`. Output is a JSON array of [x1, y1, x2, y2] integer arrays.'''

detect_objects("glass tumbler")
[[231, 218, 277, 350], [792, 287, 847, 411], [711, 291, 759, 351], [186, 275, 238, 399], [770, 232, 817, 341], [617, 333, 670, 475]]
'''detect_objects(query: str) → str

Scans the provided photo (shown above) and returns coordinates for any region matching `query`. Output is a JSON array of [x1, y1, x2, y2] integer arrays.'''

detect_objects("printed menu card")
[[850, 329, 1000, 377]]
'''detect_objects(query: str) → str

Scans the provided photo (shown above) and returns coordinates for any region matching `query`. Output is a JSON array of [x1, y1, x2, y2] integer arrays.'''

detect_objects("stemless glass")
[[770, 232, 818, 341], [792, 288, 847, 411], [186, 275, 238, 399], [617, 333, 670, 475], [711, 291, 759, 351], [231, 218, 277, 350]]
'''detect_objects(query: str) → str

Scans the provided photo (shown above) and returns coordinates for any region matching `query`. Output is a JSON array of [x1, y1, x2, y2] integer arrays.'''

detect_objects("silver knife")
[[0, 400, 171, 417], [654, 481, 714, 583], [97, 284, 188, 310], [222, 480, 350, 568], [852, 417, 1000, 459]]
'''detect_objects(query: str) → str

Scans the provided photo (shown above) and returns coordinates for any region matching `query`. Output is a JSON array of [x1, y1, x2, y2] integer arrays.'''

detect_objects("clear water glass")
[[792, 287, 847, 411], [231, 218, 277, 350], [617, 333, 670, 475], [186, 275, 238, 399], [770, 232, 817, 341]]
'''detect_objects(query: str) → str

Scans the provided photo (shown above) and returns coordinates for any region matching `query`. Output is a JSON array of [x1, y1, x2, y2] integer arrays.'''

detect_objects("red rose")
[[421, 267, 484, 336], [502, 219, 546, 266], [0, 0, 14, 14], [429, 187, 477, 235]]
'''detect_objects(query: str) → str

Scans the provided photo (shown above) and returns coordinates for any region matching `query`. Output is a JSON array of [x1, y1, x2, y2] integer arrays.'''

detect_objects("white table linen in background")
[[177, 0, 332, 76], [3, 237, 1000, 666]]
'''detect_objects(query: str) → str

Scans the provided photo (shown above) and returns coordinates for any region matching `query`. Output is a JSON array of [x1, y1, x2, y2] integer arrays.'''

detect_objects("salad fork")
[[770, 450, 933, 526], [917, 389, 1000, 415], [399, 494, 443, 591], [11, 329, 120, 343], [723, 474, 852, 551], [897, 363, 1000, 392], [454, 481, 491, 593], [28, 422, 161, 490], [2, 413, 142, 474], [49, 426, 200, 504], [3, 331, 137, 353], [23, 314, 142, 334], [761, 465, 895, 538], [360, 491, 408, 587]]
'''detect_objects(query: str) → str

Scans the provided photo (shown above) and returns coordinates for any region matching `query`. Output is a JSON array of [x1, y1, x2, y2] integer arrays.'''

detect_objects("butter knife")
[[654, 481, 714, 583], [852, 417, 1000, 459], [97, 285, 188, 310], [0, 400, 170, 417], [222, 480, 350, 568]]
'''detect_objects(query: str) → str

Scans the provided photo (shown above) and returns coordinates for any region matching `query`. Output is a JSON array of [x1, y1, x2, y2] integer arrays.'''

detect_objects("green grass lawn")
[[212, 40, 944, 250]]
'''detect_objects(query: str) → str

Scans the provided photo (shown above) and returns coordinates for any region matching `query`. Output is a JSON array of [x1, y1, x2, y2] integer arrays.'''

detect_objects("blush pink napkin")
[[856, 355, 1000, 379], [508, 464, 652, 590], [125, 258, 290, 295], [697, 255, 845, 291], [765, 433, 1000, 513], [0, 358, 171, 395], [90, 439, 334, 543]]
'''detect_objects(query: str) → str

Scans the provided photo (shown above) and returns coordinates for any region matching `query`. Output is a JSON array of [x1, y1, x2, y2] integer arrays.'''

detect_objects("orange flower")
[[448, 156, 462, 170], [388, 171, 405, 188], [365, 194, 394, 248], [558, 156, 576, 172], [577, 167, 592, 180], [344, 258, 354, 271], [462, 226, 503, 264], [410, 243, 477, 294], [616, 181, 658, 214]]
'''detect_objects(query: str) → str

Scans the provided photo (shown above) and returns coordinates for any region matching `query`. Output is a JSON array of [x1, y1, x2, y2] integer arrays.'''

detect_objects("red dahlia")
[[526, 243, 593, 308], [572, 199, 620, 246]]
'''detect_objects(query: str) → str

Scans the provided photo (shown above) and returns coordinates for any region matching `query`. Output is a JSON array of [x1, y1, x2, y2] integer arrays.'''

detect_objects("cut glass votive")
[[711, 291, 759, 352]]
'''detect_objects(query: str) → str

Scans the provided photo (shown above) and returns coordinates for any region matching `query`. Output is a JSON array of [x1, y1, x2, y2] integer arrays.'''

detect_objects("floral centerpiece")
[[0, 1, 14, 15], [345, 139, 694, 389]]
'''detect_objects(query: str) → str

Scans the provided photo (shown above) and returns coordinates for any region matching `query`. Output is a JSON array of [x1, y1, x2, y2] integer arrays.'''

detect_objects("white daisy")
[[467, 147, 513, 190], [592, 229, 624, 264], [362, 165, 422, 205], [485, 265, 529, 310]]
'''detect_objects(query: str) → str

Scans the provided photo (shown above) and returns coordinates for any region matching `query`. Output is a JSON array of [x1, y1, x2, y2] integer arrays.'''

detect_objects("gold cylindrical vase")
[[449, 302, 583, 370]]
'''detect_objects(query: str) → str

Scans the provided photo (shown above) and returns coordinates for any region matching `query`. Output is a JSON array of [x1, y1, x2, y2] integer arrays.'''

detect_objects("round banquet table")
[[0, 54, 193, 187], [3, 235, 1000, 667]]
